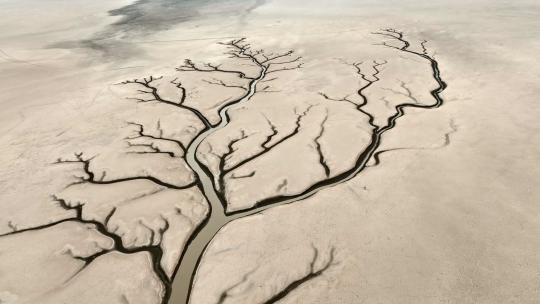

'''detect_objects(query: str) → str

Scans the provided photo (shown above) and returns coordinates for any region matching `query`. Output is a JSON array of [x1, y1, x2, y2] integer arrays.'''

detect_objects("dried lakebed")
[[0, 29, 449, 304]]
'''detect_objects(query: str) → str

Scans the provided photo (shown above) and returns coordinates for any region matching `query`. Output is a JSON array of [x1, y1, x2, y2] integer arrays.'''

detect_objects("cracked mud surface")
[[1, 1, 540, 304]]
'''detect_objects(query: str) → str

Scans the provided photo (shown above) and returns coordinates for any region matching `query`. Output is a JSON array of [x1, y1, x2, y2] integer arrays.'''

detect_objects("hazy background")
[[2, 0, 538, 61]]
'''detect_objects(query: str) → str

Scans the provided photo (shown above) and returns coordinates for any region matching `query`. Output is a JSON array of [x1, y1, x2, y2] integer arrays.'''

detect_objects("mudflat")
[[1, 1, 539, 304]]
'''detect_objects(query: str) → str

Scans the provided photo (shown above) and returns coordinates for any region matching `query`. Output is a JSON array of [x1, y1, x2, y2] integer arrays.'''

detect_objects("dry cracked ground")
[[1, 1, 540, 304]]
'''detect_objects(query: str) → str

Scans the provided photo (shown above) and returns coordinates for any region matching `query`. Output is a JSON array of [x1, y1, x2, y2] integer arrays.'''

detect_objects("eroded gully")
[[168, 45, 447, 304], [167, 62, 269, 304]]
